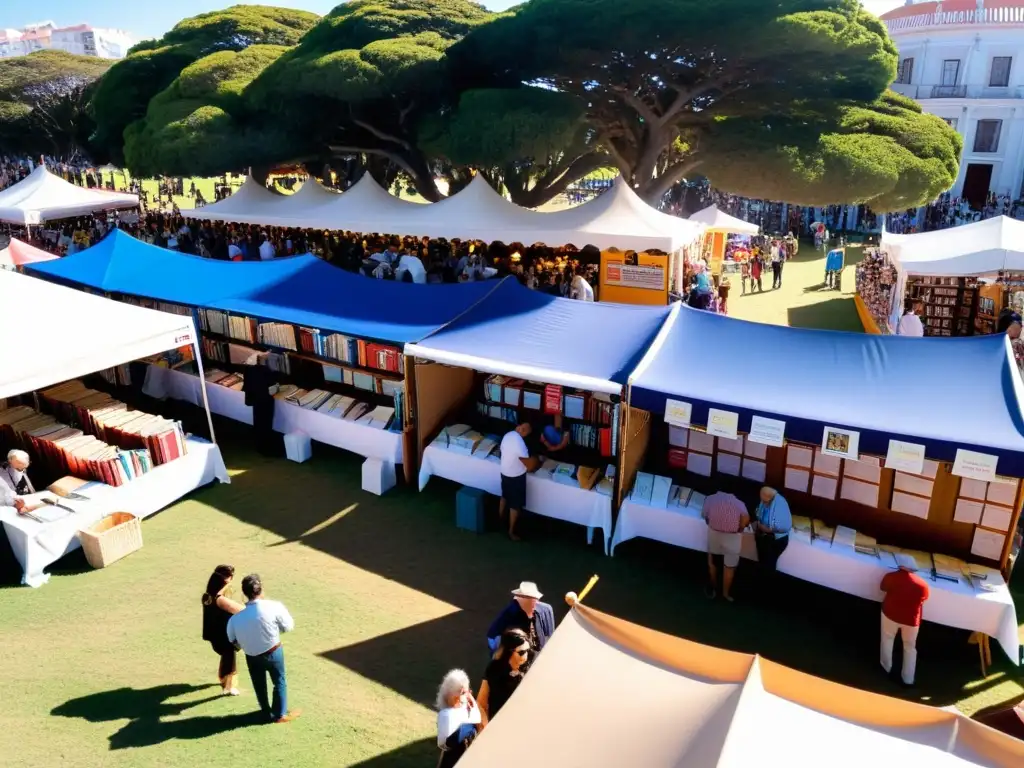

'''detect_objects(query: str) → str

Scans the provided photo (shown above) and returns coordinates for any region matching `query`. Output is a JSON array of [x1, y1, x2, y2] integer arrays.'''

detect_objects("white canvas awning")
[[459, 605, 1024, 768], [182, 176, 284, 225], [0, 269, 197, 398], [883, 216, 1024, 276], [0, 166, 138, 225], [688, 204, 761, 235]]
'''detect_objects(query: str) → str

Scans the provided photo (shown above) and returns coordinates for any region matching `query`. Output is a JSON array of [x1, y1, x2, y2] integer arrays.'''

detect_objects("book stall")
[[687, 204, 760, 276], [405, 280, 674, 553], [856, 215, 1024, 336], [0, 269, 227, 587], [28, 231, 503, 490], [613, 304, 1024, 662]]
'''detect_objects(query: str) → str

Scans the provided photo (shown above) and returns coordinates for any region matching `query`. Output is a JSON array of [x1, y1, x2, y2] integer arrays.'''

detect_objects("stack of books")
[[257, 322, 298, 351], [205, 370, 244, 389]]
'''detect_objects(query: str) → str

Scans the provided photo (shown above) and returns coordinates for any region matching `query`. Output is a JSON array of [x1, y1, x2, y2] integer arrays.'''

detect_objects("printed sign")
[[543, 384, 563, 416], [664, 399, 692, 428], [706, 408, 739, 440], [821, 426, 860, 460], [605, 261, 665, 290], [952, 449, 998, 482], [748, 416, 785, 447], [885, 440, 926, 475]]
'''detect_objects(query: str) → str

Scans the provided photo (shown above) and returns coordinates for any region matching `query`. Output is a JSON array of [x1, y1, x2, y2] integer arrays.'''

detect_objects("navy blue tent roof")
[[406, 280, 674, 393], [629, 305, 1024, 475], [27, 230, 507, 344]]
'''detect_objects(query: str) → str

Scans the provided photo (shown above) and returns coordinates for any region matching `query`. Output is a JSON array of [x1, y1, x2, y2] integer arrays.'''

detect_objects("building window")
[[942, 59, 961, 86], [974, 119, 1002, 153], [990, 56, 1012, 87], [897, 57, 914, 84], [943, 117, 959, 130]]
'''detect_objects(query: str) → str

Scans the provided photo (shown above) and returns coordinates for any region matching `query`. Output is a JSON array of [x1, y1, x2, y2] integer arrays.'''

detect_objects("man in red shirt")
[[879, 560, 931, 686], [702, 491, 750, 602]]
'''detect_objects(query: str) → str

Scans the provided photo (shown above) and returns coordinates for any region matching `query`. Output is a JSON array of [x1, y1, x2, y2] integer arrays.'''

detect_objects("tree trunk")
[[250, 165, 272, 186]]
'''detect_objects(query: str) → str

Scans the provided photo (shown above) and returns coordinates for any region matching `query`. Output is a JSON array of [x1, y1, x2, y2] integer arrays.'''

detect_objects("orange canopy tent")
[[0, 238, 58, 269]]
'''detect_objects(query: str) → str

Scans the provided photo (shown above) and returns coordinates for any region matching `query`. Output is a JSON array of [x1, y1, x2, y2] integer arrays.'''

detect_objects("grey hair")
[[436, 669, 470, 711], [760, 486, 777, 499], [7, 449, 29, 465]]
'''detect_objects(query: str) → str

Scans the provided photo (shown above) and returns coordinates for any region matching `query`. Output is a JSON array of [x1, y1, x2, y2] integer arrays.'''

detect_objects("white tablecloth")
[[419, 444, 613, 553], [612, 499, 1021, 663], [0, 439, 229, 587], [144, 365, 403, 464]]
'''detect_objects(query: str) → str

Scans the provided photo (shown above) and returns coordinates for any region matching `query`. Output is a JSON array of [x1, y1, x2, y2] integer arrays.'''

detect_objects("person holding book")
[[879, 559, 930, 687], [499, 423, 540, 541]]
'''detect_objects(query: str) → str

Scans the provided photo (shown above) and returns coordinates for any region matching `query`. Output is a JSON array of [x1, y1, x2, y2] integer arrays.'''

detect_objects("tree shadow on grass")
[[787, 297, 862, 331], [52, 683, 261, 749], [347, 737, 437, 768]]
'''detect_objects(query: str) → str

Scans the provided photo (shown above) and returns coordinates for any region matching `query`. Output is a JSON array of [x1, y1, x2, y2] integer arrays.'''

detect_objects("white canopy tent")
[[689, 204, 761, 235], [0, 166, 139, 225], [0, 269, 216, 442], [883, 216, 1024, 277], [183, 175, 283, 225]]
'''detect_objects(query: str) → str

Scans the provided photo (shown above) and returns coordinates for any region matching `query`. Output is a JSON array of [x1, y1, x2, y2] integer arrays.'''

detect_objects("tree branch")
[[348, 114, 412, 151], [639, 157, 704, 205], [609, 84, 660, 126]]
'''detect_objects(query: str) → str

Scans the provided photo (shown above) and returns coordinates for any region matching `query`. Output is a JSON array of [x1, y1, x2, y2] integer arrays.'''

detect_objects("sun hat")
[[512, 581, 543, 600]]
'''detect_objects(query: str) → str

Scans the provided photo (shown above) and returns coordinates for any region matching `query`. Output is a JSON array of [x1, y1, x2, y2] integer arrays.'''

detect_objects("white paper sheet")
[[953, 498, 984, 525], [840, 477, 879, 507], [716, 452, 741, 476], [787, 445, 812, 469], [971, 528, 1006, 561], [741, 458, 766, 483], [688, 430, 715, 454], [688, 451, 713, 477], [885, 440, 926, 475], [717, 434, 744, 455], [960, 478, 989, 501], [784, 467, 809, 492], [844, 455, 881, 484], [813, 449, 842, 477], [982, 504, 1013, 532], [891, 491, 930, 519], [811, 473, 838, 500], [664, 399, 692, 428], [707, 408, 739, 440], [987, 478, 1019, 506], [894, 472, 934, 498], [748, 416, 785, 447], [668, 426, 689, 448], [743, 439, 767, 460], [953, 449, 999, 482]]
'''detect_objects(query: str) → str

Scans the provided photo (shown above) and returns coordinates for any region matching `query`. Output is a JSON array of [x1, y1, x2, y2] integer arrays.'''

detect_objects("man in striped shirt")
[[702, 491, 750, 602]]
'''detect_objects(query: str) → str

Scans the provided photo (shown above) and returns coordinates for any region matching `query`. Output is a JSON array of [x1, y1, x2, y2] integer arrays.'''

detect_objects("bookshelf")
[[906, 276, 979, 337]]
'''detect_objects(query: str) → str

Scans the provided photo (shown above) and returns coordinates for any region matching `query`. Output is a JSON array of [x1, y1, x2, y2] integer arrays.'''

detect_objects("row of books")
[[273, 386, 399, 431], [204, 369, 244, 390], [482, 376, 617, 426], [122, 297, 193, 317], [39, 381, 187, 466], [535, 459, 615, 495], [630, 473, 708, 511], [199, 309, 258, 343], [0, 404, 161, 487], [568, 423, 616, 457], [258, 322, 298, 351], [201, 339, 291, 374], [298, 328, 404, 374]]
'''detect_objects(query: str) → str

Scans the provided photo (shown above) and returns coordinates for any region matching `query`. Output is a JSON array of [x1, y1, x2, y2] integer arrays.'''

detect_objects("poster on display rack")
[[821, 426, 860, 460]]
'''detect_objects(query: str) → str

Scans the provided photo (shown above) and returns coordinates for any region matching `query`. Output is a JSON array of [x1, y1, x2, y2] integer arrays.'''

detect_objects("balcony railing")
[[890, 82, 1023, 99], [887, 6, 1024, 33], [930, 84, 968, 98]]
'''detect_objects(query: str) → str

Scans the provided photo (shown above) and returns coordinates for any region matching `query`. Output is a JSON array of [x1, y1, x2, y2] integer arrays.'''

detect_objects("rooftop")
[[882, 0, 1024, 31]]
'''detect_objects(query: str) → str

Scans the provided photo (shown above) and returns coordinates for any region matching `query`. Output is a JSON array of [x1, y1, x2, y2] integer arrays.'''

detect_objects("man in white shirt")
[[570, 274, 595, 301], [1, 449, 35, 497], [499, 423, 539, 541], [897, 299, 925, 337], [227, 240, 243, 261], [227, 574, 299, 724], [258, 235, 276, 261]]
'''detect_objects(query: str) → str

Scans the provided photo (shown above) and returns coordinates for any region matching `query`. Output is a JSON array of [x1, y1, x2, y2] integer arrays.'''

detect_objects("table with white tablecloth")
[[0, 439, 229, 587], [611, 498, 1021, 663], [419, 444, 613, 553], [143, 365, 403, 465]]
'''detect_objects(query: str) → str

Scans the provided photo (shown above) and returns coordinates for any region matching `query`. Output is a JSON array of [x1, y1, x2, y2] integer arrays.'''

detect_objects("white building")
[[0, 22, 133, 60]]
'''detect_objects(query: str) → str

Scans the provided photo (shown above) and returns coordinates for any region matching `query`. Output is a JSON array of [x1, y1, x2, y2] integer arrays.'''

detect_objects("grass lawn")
[[1, 402, 1022, 767]]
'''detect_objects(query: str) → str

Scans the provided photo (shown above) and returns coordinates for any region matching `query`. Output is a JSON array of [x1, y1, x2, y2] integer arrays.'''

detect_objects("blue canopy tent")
[[405, 280, 674, 394], [27, 230, 509, 344], [629, 305, 1024, 475]]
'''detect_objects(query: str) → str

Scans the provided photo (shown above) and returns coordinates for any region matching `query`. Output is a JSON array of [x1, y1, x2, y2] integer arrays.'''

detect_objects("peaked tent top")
[[0, 166, 139, 225], [628, 304, 1024, 474], [0, 238, 58, 267], [458, 605, 1024, 768], [182, 175, 283, 225], [883, 215, 1024, 276], [688, 204, 761, 235]]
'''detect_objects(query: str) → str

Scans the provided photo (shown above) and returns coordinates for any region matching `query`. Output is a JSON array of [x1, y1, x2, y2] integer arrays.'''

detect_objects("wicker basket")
[[79, 512, 143, 569]]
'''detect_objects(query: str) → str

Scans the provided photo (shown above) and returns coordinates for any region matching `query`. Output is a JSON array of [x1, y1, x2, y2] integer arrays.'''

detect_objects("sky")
[[2, 0, 905, 42]]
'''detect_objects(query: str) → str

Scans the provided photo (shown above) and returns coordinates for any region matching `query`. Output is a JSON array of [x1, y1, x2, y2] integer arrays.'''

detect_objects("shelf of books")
[[905, 276, 978, 337]]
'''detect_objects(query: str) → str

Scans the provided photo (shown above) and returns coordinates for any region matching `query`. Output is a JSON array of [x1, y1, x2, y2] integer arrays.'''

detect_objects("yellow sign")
[[599, 250, 668, 305]]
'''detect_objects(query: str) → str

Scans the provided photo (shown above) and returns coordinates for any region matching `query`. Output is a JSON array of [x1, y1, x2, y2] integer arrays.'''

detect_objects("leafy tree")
[[445, 0, 959, 208], [246, 0, 495, 200], [0, 50, 110, 159], [89, 4, 319, 164]]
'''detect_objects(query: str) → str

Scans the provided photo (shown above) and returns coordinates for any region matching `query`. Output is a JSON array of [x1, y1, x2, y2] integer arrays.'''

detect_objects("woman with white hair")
[[1, 449, 35, 497], [436, 668, 480, 767]]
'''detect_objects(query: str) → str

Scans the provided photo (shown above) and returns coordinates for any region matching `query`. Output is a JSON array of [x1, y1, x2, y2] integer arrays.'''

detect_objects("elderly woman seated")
[[435, 669, 481, 767]]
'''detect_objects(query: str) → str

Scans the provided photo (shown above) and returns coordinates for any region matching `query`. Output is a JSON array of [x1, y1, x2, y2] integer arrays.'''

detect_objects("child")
[[740, 259, 749, 295]]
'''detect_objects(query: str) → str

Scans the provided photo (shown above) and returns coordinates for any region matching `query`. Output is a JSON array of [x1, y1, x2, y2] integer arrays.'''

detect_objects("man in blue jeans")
[[226, 573, 299, 723]]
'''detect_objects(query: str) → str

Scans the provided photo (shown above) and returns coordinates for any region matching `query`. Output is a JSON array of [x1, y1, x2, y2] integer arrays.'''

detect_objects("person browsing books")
[[753, 486, 792, 575], [1, 449, 35, 497], [499, 422, 540, 541], [879, 559, 930, 687], [702, 491, 750, 602]]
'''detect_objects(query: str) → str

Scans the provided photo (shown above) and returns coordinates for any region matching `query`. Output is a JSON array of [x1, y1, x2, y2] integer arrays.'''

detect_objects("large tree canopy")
[[245, 0, 495, 198], [89, 4, 319, 164], [0, 50, 110, 159]]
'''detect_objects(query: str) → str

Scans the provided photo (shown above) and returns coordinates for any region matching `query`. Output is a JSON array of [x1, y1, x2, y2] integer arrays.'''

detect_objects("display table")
[[611, 499, 1021, 663], [419, 444, 613, 553], [144, 365, 403, 465], [0, 439, 229, 587]]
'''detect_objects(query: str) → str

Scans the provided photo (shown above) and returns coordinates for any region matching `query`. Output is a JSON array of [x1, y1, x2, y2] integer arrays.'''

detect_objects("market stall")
[[687, 204, 760, 275], [0, 269, 227, 586], [0, 165, 138, 225], [405, 279, 673, 552], [0, 237, 58, 270], [458, 604, 1024, 768], [615, 304, 1024, 660]]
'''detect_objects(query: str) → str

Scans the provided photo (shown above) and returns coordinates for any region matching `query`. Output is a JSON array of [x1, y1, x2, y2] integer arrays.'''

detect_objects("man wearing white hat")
[[486, 581, 556, 656]]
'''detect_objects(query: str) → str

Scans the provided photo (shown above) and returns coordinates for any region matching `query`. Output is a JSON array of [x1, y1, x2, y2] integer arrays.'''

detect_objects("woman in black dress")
[[201, 564, 245, 696], [477, 628, 531, 729]]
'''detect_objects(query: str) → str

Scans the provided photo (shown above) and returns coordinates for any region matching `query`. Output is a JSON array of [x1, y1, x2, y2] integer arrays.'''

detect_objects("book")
[[474, 436, 498, 458], [630, 472, 654, 504], [552, 463, 577, 486], [577, 466, 600, 490], [649, 475, 672, 508], [688, 491, 706, 511]]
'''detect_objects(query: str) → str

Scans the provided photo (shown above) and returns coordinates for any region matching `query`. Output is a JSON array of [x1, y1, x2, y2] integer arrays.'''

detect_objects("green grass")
[[1, 400, 1022, 767]]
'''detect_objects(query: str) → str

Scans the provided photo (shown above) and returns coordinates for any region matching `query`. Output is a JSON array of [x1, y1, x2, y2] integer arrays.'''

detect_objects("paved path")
[[725, 245, 864, 331]]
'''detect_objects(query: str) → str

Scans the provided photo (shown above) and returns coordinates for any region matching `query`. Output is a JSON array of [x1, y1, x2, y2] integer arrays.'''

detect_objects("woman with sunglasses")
[[477, 628, 530, 730]]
